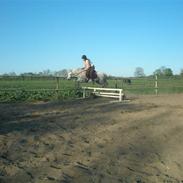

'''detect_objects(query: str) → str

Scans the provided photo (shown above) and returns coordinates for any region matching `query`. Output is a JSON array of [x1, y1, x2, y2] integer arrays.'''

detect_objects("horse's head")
[[67, 69, 80, 80], [67, 68, 89, 83]]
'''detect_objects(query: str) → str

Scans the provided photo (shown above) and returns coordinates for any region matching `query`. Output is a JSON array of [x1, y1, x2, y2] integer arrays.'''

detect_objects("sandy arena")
[[0, 94, 183, 183]]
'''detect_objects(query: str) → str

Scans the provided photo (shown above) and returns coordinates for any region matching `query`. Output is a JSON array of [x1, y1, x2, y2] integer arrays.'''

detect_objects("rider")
[[81, 55, 95, 82]]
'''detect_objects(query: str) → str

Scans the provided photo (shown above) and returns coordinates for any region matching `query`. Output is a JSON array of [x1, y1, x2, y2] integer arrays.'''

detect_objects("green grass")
[[0, 76, 183, 102], [0, 78, 75, 90], [107, 77, 183, 95], [0, 78, 81, 102]]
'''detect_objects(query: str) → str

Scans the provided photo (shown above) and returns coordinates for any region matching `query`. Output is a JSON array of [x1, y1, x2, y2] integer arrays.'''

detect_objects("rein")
[[72, 69, 86, 77]]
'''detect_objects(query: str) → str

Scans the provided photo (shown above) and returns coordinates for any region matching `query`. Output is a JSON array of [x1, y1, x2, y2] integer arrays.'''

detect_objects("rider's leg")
[[90, 67, 94, 81], [86, 69, 90, 82]]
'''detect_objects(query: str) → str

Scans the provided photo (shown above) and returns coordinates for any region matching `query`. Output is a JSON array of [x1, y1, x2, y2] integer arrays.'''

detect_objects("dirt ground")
[[0, 94, 183, 183]]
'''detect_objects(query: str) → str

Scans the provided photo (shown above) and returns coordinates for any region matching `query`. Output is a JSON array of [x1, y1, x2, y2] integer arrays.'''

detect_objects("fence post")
[[119, 89, 123, 102], [155, 75, 158, 96], [56, 77, 59, 90], [83, 88, 86, 99], [74, 79, 80, 98], [121, 79, 123, 89], [74, 79, 80, 90], [115, 79, 118, 88], [56, 77, 59, 99]]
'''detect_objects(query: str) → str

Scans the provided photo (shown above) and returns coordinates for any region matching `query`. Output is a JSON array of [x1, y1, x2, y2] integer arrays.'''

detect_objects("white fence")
[[82, 87, 124, 101]]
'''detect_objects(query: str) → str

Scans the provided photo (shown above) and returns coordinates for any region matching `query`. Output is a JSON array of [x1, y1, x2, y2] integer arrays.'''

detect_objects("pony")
[[67, 68, 108, 87]]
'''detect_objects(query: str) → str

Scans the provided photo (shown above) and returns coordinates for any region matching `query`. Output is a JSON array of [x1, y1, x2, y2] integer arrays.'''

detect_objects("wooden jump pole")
[[82, 87, 124, 101]]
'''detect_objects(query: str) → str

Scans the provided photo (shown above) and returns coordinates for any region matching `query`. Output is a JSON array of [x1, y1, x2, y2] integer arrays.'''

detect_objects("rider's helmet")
[[81, 55, 87, 60]]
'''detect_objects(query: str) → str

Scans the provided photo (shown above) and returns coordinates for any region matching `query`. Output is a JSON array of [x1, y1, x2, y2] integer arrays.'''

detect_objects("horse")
[[67, 68, 108, 87]]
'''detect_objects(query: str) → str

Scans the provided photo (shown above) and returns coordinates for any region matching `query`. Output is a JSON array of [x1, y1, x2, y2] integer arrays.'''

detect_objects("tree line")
[[1, 67, 183, 78], [134, 66, 183, 77], [0, 69, 69, 77]]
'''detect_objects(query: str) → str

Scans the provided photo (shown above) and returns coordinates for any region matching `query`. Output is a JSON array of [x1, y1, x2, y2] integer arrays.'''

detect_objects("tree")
[[1, 72, 17, 76], [8, 72, 17, 76], [134, 67, 145, 77], [153, 69, 162, 76], [42, 69, 52, 76], [2, 73, 9, 77], [153, 66, 173, 77], [164, 68, 173, 76], [54, 69, 68, 77], [20, 72, 34, 76]]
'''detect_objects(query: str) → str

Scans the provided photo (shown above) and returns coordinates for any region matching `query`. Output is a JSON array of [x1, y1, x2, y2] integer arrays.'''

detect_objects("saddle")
[[86, 66, 97, 81]]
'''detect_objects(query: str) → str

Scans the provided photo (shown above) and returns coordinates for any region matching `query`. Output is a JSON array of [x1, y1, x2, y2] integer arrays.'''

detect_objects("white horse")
[[67, 68, 108, 87]]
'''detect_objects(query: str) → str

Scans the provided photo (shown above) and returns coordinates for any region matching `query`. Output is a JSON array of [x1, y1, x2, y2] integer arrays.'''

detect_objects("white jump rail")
[[82, 87, 124, 101]]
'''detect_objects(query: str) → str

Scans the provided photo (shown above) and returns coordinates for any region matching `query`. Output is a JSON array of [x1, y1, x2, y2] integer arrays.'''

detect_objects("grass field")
[[109, 77, 183, 95], [0, 76, 183, 102]]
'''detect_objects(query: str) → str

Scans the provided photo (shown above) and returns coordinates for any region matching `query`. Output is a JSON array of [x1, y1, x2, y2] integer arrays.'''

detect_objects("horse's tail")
[[100, 73, 108, 87]]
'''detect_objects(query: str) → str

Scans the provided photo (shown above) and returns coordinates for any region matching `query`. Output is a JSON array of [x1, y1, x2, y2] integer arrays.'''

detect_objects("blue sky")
[[0, 0, 183, 76]]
